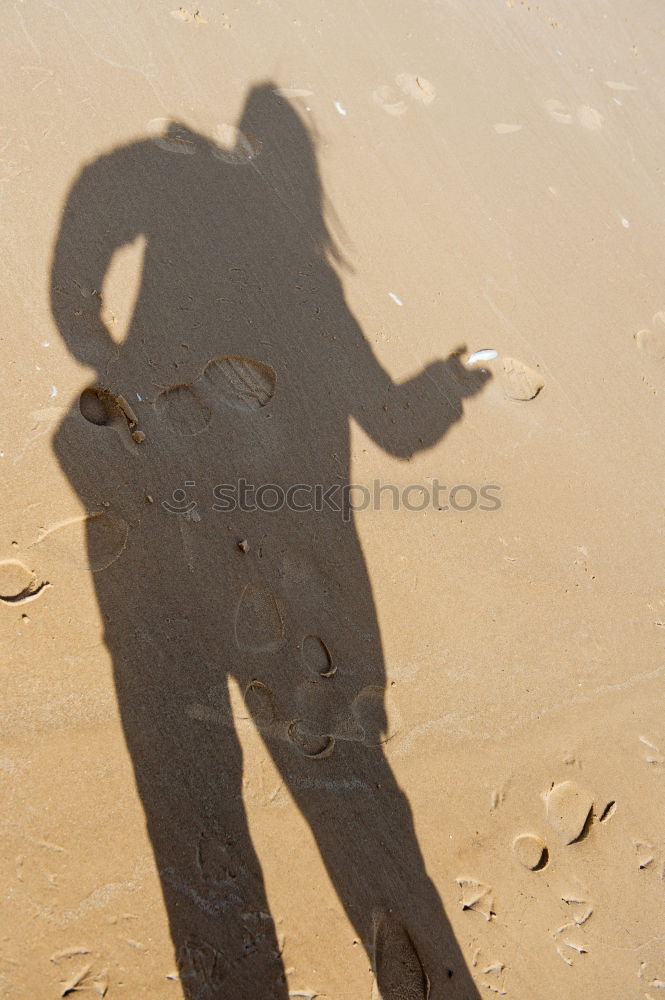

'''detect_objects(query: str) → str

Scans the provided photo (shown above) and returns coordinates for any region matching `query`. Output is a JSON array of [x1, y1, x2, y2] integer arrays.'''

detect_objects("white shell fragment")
[[467, 349, 498, 365]]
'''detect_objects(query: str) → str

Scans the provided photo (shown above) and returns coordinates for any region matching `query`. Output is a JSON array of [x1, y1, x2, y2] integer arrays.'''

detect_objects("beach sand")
[[1, 2, 664, 997]]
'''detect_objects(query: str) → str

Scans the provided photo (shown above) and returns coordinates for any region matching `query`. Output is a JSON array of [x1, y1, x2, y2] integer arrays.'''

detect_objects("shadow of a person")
[[50, 83, 487, 999]]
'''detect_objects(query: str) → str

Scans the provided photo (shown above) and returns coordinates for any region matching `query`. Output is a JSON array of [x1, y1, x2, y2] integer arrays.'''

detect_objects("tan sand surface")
[[1, 1, 664, 997]]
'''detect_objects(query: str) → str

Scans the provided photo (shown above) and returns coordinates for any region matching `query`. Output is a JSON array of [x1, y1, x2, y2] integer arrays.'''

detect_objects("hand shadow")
[[50, 82, 489, 999]]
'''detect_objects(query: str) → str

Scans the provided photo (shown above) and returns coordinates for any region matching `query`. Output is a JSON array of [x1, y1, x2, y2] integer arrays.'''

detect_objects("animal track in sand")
[[553, 928, 588, 966], [154, 383, 211, 435], [456, 878, 495, 921], [500, 357, 544, 400], [635, 312, 665, 360], [235, 584, 285, 652], [471, 951, 508, 996], [638, 962, 665, 998], [552, 891, 593, 966], [371, 912, 429, 1000], [301, 635, 335, 677], [0, 560, 49, 604], [512, 833, 549, 870], [544, 780, 593, 844], [200, 355, 276, 410], [634, 840, 665, 878], [50, 948, 111, 998], [560, 891, 593, 927]]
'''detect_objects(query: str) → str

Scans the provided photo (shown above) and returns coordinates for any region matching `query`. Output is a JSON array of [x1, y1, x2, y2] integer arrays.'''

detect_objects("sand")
[[2, 1, 664, 997]]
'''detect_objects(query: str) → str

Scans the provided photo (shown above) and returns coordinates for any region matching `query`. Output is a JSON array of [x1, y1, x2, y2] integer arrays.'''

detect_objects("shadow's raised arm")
[[345, 333, 490, 459]]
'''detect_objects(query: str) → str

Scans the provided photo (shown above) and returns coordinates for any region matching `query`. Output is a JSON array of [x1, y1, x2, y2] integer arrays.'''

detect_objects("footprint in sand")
[[80, 386, 145, 452], [80, 386, 124, 427], [80, 385, 140, 431], [86, 512, 129, 572], [351, 684, 402, 747], [287, 720, 335, 759], [544, 780, 593, 844], [27, 511, 128, 574], [371, 912, 428, 1000], [154, 383, 211, 436], [155, 357, 276, 433], [635, 311, 665, 360], [373, 73, 435, 116], [0, 560, 49, 604], [200, 355, 276, 410], [176, 941, 225, 994], [500, 357, 544, 401], [244, 679, 277, 728], [235, 584, 285, 652], [301, 635, 336, 677], [512, 833, 549, 870]]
